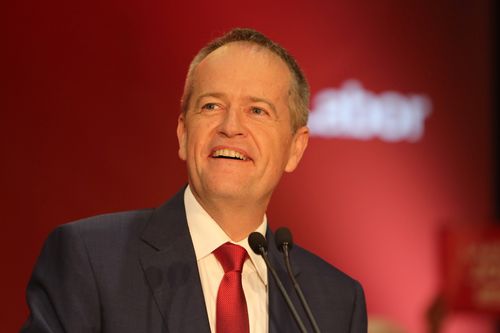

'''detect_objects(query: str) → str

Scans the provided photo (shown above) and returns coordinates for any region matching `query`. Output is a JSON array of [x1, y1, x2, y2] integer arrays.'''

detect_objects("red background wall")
[[2, 1, 494, 332]]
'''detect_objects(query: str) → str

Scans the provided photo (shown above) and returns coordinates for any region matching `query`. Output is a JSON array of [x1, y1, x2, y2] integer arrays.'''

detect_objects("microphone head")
[[275, 227, 294, 252], [248, 232, 268, 254]]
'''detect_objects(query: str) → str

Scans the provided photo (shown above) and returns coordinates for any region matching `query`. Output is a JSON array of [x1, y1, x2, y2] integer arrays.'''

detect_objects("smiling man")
[[177, 39, 308, 242], [22, 28, 367, 333]]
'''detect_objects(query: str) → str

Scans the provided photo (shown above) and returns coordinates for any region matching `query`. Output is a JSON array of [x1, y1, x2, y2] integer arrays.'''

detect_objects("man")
[[22, 28, 367, 332]]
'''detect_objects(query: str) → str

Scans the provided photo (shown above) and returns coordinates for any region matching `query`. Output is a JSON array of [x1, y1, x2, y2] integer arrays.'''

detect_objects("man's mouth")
[[211, 149, 249, 161]]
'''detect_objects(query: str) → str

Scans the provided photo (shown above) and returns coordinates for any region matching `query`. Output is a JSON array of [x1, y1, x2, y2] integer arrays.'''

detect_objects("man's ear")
[[176, 113, 187, 161], [285, 126, 309, 173]]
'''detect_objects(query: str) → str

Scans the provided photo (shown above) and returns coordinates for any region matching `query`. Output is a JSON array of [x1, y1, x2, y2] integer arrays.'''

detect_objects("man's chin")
[[206, 184, 250, 199], [194, 180, 255, 201]]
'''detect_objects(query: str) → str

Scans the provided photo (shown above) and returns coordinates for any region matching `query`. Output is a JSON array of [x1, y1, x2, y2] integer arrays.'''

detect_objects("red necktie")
[[213, 242, 250, 333]]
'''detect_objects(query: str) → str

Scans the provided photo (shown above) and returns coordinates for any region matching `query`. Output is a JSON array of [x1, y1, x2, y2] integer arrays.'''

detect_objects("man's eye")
[[251, 107, 266, 115], [202, 103, 219, 111]]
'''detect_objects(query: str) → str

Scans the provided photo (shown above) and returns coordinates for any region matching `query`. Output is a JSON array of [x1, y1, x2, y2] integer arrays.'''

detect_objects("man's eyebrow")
[[247, 96, 277, 113], [195, 93, 277, 113], [194, 92, 228, 106]]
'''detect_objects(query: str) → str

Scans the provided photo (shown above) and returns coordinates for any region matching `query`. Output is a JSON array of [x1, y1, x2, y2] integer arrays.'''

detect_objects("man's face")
[[177, 42, 308, 206]]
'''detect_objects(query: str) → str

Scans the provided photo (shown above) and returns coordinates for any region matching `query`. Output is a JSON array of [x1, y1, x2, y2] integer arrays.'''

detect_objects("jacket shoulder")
[[291, 244, 364, 304], [59, 208, 152, 235], [292, 245, 356, 281], [290, 245, 367, 331], [44, 209, 154, 258]]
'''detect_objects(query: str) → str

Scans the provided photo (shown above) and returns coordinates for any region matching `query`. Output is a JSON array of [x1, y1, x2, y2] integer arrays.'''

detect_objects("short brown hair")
[[180, 28, 309, 132]]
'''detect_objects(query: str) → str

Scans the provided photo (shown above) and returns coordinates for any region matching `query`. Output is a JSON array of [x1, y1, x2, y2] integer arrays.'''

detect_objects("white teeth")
[[212, 149, 247, 160]]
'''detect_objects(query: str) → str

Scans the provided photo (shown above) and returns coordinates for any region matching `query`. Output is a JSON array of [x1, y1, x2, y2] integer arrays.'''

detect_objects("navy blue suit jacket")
[[22, 188, 367, 332]]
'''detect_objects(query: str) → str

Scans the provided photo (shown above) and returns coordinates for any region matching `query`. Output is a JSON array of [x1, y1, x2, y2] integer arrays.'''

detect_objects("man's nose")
[[217, 108, 246, 137]]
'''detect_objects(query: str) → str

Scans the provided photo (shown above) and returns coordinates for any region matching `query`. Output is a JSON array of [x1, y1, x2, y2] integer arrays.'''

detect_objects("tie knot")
[[213, 243, 248, 273]]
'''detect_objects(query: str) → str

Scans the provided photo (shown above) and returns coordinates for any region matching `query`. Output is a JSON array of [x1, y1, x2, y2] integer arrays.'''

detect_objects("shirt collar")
[[184, 185, 268, 286]]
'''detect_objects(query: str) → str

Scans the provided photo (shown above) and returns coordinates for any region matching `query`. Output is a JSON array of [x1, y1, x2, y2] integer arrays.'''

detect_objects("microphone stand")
[[281, 243, 321, 333], [249, 232, 308, 333]]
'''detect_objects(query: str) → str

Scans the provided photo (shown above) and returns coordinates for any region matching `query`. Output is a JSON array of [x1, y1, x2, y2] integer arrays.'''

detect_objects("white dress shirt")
[[184, 186, 269, 333]]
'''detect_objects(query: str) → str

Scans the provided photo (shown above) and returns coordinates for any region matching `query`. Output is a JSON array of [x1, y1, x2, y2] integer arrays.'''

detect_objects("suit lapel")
[[139, 188, 211, 333]]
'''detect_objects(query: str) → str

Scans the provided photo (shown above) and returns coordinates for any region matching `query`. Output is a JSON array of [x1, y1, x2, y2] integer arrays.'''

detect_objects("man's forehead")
[[206, 41, 273, 57], [193, 44, 291, 88], [197, 42, 288, 73]]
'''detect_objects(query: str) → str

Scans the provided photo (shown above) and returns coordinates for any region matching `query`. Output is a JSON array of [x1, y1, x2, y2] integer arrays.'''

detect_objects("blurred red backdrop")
[[2, 0, 495, 332]]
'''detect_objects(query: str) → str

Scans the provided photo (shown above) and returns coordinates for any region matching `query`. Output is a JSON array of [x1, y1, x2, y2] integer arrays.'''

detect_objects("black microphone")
[[248, 232, 308, 333], [275, 228, 321, 333]]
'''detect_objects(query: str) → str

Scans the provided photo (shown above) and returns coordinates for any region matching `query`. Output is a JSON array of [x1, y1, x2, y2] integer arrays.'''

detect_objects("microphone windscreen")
[[248, 232, 268, 254], [275, 227, 294, 251]]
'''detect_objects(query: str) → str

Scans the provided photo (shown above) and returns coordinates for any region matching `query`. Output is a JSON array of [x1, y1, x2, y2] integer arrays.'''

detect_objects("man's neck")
[[191, 190, 268, 242]]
